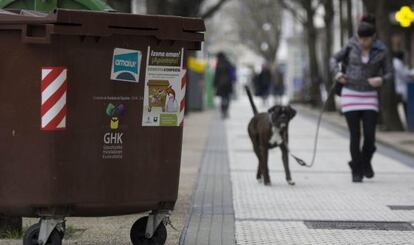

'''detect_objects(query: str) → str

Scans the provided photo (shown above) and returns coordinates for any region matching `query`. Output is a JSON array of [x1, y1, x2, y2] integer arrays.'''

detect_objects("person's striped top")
[[340, 87, 379, 113]]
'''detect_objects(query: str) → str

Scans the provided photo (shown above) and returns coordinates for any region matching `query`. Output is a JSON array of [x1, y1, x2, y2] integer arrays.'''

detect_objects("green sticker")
[[160, 114, 178, 126], [106, 103, 115, 116]]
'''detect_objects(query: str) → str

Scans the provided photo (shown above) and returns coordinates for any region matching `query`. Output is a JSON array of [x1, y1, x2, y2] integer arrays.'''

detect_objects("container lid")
[[0, 9, 205, 42]]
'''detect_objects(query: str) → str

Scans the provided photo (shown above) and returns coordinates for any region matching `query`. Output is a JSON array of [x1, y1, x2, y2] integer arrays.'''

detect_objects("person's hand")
[[335, 72, 347, 84], [368, 77, 383, 87]]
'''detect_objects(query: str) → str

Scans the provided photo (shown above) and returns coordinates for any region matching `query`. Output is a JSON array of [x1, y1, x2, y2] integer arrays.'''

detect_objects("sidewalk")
[[180, 113, 235, 245], [225, 97, 414, 244]]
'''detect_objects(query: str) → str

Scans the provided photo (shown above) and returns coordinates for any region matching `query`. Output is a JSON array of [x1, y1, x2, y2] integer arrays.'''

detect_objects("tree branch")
[[314, 0, 324, 13], [200, 0, 230, 19], [238, 0, 282, 63], [280, 0, 305, 23]]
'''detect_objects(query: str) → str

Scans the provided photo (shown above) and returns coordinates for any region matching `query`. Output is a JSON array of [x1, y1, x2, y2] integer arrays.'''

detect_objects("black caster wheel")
[[23, 223, 62, 245], [130, 216, 167, 245]]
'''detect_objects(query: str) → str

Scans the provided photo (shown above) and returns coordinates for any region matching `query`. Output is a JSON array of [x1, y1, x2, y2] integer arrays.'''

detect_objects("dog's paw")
[[257, 177, 263, 183], [287, 180, 295, 186], [264, 181, 272, 186]]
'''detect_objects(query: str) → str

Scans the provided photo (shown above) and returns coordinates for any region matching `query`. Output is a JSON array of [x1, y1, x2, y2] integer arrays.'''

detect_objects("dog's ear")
[[268, 105, 281, 114], [288, 106, 297, 120]]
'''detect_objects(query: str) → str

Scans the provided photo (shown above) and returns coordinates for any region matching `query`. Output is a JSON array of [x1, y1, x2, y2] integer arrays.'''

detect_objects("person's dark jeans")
[[344, 110, 378, 175], [220, 94, 231, 118]]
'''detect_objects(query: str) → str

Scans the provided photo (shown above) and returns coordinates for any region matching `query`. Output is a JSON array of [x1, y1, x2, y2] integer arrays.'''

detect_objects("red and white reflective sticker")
[[41, 67, 67, 131], [179, 69, 187, 127]]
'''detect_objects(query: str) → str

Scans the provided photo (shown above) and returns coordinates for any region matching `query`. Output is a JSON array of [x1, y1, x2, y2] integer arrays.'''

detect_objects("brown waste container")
[[0, 9, 204, 245]]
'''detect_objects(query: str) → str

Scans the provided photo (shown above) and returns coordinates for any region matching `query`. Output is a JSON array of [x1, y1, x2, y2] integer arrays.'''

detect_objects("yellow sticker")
[[395, 6, 414, 28], [111, 117, 119, 129]]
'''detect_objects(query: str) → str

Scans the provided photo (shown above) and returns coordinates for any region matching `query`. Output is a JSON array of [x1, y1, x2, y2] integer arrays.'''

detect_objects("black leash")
[[289, 81, 338, 168]]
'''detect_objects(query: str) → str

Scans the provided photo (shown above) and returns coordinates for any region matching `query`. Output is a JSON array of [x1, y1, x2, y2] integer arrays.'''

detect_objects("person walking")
[[272, 64, 286, 105], [214, 52, 235, 119], [257, 64, 272, 106], [330, 15, 394, 183], [393, 51, 414, 118]]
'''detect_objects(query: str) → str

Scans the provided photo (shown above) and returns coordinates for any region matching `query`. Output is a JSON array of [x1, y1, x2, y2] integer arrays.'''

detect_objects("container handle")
[[21, 24, 52, 44]]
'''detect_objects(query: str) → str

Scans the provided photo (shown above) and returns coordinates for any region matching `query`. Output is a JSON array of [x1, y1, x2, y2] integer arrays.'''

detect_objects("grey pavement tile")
[[181, 117, 236, 245]]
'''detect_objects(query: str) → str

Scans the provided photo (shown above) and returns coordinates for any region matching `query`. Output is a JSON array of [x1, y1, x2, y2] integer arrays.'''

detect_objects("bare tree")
[[106, 0, 131, 12], [281, 0, 322, 106], [322, 0, 336, 111], [237, 0, 282, 64], [346, 0, 353, 39], [146, 0, 169, 14], [145, 0, 230, 18]]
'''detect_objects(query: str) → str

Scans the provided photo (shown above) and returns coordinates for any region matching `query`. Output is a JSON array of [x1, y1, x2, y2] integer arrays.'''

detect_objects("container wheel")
[[23, 223, 62, 245], [130, 216, 167, 245]]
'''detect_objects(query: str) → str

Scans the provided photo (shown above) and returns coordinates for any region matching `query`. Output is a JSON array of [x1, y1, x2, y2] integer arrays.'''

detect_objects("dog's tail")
[[244, 85, 258, 115]]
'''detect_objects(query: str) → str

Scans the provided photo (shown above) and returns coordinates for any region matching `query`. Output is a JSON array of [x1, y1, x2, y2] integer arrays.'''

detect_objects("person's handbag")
[[335, 46, 351, 96]]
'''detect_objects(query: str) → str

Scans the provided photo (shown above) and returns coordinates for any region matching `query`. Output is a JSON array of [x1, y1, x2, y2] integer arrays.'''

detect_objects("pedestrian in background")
[[256, 63, 272, 106], [393, 51, 414, 119], [330, 14, 394, 183], [214, 52, 235, 119], [272, 64, 285, 105], [252, 71, 260, 96]]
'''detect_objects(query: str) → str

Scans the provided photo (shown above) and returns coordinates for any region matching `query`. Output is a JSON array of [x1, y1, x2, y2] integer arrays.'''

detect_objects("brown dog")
[[245, 86, 296, 186]]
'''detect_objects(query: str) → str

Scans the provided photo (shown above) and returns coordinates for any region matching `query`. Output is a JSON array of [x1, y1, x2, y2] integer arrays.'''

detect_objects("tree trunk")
[[323, 0, 336, 111], [363, 0, 404, 131], [339, 0, 345, 47], [303, 1, 321, 106], [346, 0, 353, 38], [362, 0, 375, 13], [0, 216, 21, 238], [171, 0, 201, 17], [374, 0, 404, 131], [146, 0, 169, 15]]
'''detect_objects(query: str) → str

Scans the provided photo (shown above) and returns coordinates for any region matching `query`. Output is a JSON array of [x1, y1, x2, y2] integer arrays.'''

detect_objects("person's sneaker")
[[363, 163, 375, 178]]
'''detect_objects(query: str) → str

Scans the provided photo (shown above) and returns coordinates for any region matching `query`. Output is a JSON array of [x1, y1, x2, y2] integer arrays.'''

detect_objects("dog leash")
[[289, 81, 339, 168]]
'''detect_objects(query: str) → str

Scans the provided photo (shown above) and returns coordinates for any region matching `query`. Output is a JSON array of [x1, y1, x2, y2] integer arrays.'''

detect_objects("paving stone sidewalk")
[[226, 97, 414, 245], [298, 105, 414, 158], [180, 115, 236, 245]]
